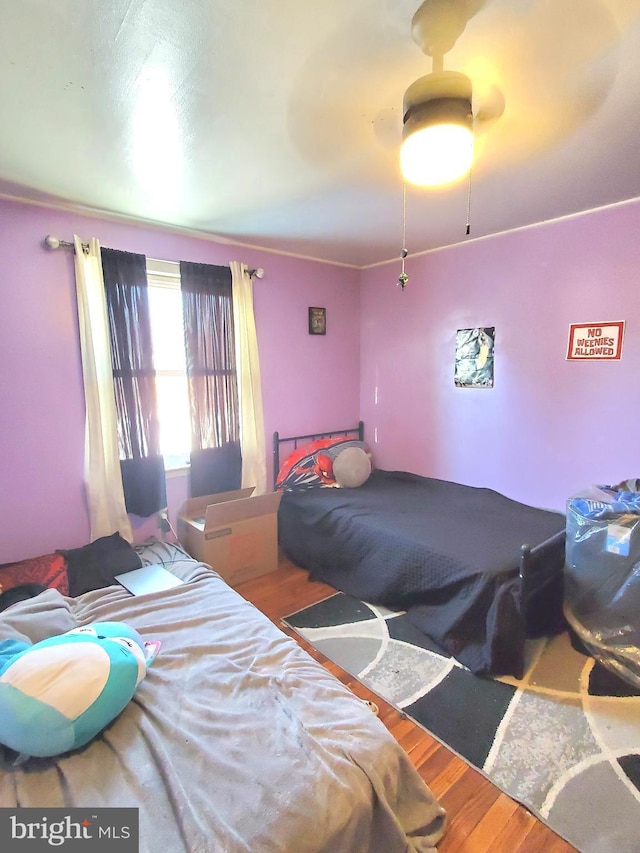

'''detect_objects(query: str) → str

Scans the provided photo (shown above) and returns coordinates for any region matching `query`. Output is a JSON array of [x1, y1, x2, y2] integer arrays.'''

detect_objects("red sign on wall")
[[566, 321, 625, 361]]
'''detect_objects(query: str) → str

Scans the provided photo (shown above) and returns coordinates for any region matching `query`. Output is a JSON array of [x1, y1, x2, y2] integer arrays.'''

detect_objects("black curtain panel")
[[101, 247, 166, 516], [179, 261, 240, 453]]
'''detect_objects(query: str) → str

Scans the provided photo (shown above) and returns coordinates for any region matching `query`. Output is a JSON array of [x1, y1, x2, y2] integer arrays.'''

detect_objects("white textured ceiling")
[[0, 0, 639, 267]]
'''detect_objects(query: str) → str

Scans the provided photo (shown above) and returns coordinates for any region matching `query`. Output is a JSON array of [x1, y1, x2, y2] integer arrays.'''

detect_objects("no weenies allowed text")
[[566, 321, 624, 360]]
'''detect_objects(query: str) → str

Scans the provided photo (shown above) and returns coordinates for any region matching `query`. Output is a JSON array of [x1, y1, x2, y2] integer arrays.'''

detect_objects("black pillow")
[[58, 533, 142, 597]]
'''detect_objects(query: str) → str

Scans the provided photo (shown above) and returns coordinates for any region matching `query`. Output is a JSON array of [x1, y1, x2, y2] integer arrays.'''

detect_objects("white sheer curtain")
[[73, 235, 132, 541], [230, 261, 267, 494]]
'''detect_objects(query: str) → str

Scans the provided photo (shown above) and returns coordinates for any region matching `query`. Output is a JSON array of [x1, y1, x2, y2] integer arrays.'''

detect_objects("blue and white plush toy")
[[0, 622, 159, 760]]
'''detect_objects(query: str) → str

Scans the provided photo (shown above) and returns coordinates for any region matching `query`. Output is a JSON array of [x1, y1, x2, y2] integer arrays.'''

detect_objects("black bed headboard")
[[272, 422, 364, 490]]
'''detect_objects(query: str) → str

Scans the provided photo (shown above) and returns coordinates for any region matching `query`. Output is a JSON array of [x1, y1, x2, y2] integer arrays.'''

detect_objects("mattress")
[[0, 541, 446, 853]]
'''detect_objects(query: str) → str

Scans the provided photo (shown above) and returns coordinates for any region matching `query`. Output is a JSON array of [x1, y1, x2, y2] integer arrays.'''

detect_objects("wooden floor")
[[235, 555, 577, 853]]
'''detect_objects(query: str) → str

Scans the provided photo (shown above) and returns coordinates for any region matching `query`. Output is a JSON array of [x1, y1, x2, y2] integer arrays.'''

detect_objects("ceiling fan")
[[400, 0, 504, 186]]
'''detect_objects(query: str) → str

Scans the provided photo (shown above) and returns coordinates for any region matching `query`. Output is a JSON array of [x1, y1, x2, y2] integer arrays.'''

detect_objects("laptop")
[[114, 563, 184, 596]]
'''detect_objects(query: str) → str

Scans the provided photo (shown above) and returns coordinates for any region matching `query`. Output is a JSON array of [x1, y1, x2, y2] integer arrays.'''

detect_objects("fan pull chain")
[[398, 180, 409, 290], [465, 167, 472, 236], [465, 124, 474, 236]]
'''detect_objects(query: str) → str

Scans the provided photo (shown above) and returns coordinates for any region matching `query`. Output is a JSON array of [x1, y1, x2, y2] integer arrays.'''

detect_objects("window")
[[146, 258, 191, 470]]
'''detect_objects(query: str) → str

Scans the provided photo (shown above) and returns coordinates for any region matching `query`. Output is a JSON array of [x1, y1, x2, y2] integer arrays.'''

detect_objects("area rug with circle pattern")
[[284, 592, 640, 853]]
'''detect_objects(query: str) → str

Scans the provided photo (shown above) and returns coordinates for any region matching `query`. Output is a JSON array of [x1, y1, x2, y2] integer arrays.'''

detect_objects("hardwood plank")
[[413, 741, 456, 782], [235, 557, 578, 852], [404, 732, 444, 767], [426, 755, 471, 800], [517, 818, 576, 853], [436, 767, 502, 850], [387, 715, 420, 743], [456, 794, 521, 853], [483, 805, 538, 852], [393, 722, 427, 754]]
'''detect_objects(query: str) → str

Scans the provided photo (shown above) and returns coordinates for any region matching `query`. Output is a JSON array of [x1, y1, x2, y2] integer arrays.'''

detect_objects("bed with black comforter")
[[278, 469, 566, 677]]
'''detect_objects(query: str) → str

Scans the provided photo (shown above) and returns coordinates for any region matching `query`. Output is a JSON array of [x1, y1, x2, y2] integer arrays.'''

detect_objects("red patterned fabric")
[[0, 553, 69, 596]]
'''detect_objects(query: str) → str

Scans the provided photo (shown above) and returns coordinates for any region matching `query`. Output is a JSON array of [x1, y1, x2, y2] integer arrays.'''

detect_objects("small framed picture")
[[455, 326, 495, 388], [308, 307, 326, 335]]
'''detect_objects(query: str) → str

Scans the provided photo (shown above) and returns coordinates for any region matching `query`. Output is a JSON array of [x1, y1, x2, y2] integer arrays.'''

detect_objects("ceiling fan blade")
[[411, 0, 489, 60], [472, 81, 505, 131], [372, 107, 403, 150]]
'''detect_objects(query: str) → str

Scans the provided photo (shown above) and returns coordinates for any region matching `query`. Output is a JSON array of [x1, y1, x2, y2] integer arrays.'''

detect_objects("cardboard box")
[[177, 487, 282, 587]]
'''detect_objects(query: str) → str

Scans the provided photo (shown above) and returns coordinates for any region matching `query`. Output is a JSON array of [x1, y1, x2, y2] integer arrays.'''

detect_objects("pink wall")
[[360, 200, 640, 511], [3, 193, 637, 562], [0, 197, 360, 562]]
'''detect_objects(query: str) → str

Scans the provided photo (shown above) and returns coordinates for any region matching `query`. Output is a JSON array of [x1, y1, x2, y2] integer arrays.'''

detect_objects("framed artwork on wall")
[[308, 307, 326, 335], [455, 327, 495, 388]]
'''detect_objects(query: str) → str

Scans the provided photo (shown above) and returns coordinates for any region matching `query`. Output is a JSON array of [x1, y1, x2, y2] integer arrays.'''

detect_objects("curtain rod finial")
[[248, 267, 264, 279], [44, 235, 61, 250]]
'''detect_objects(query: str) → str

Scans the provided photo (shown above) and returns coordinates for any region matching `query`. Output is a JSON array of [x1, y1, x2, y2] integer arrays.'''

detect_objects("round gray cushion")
[[333, 447, 372, 488]]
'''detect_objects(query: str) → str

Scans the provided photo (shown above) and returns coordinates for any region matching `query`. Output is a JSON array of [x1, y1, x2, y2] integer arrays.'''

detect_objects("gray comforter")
[[0, 546, 446, 852]]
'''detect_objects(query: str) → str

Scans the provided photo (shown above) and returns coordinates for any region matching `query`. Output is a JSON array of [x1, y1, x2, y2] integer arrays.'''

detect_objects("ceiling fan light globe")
[[401, 124, 473, 186]]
